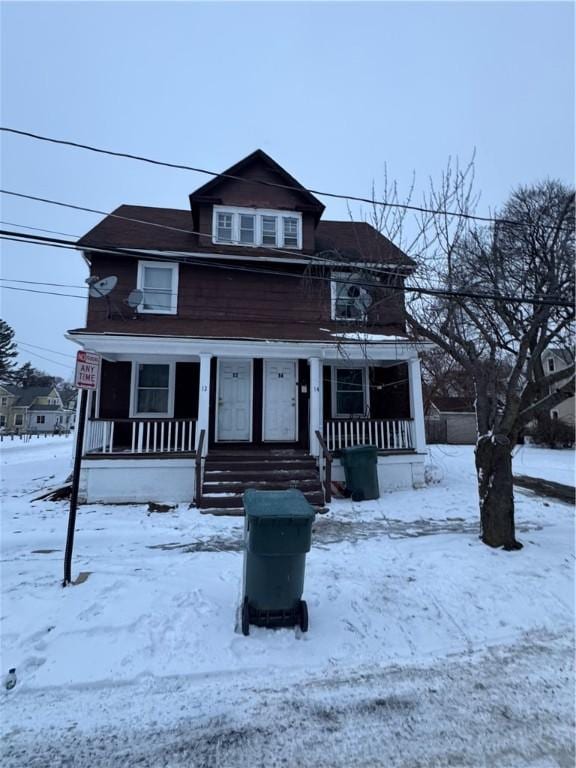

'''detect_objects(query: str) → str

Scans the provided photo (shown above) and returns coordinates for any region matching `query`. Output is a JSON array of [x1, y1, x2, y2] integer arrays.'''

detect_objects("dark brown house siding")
[[83, 254, 406, 338]]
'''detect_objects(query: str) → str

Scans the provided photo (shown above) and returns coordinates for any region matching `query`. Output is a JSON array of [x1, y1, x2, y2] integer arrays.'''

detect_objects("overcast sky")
[[1, 1, 574, 379]]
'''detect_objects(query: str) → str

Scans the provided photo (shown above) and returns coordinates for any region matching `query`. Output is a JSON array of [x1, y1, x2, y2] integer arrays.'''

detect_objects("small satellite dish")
[[126, 289, 144, 309], [88, 275, 118, 298]]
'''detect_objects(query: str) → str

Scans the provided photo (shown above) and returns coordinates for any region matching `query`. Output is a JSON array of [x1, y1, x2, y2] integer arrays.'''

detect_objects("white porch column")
[[408, 357, 427, 453], [197, 353, 212, 457], [309, 357, 322, 456]]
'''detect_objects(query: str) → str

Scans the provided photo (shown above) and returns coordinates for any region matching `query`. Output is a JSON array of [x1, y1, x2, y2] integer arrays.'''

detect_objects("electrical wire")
[[2, 126, 573, 231], [16, 339, 77, 359], [1, 228, 572, 309]]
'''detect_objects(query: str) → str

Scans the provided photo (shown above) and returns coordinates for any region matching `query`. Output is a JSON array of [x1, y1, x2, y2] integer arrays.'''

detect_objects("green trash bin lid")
[[340, 444, 378, 463], [244, 488, 315, 521]]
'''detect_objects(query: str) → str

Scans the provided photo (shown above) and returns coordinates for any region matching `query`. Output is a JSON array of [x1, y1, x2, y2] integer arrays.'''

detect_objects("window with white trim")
[[331, 272, 373, 321], [36, 415, 46, 424], [0, 415, 5, 426], [130, 363, 175, 417], [1, 397, 7, 406], [547, 357, 555, 373], [14, 414, 23, 426], [212, 206, 302, 249], [551, 410, 559, 420], [332, 367, 368, 417], [137, 261, 179, 314]]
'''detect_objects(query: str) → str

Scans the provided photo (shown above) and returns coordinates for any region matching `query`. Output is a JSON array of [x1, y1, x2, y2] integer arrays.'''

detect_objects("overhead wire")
[[1, 228, 572, 309], [2, 126, 574, 232]]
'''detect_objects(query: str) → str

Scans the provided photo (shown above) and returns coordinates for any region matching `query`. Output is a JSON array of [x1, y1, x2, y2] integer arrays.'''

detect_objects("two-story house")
[[69, 150, 427, 510], [0, 384, 72, 433]]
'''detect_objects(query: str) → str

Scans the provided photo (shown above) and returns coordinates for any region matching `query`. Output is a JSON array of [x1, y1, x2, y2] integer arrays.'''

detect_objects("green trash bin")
[[340, 444, 380, 501], [241, 488, 314, 636]]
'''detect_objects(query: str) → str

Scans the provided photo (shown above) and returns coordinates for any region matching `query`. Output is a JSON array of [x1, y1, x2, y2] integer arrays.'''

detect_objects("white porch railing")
[[324, 419, 414, 452], [84, 419, 197, 455]]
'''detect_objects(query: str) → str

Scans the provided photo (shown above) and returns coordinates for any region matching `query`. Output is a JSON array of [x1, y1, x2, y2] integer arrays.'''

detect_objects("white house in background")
[[541, 348, 575, 425], [68, 149, 427, 510]]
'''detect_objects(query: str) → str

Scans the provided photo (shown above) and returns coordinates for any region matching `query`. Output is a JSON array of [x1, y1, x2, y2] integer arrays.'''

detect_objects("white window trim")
[[331, 271, 370, 322], [136, 260, 179, 315], [129, 361, 176, 418], [212, 206, 302, 250], [331, 365, 370, 418], [547, 357, 555, 373]]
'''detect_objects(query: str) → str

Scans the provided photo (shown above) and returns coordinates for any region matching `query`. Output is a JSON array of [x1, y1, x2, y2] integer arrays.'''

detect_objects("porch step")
[[199, 491, 325, 510], [203, 469, 320, 482], [199, 448, 325, 514], [203, 479, 322, 494], [205, 455, 316, 470]]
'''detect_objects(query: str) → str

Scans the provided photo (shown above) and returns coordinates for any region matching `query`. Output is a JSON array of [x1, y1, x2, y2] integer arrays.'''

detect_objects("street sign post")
[[63, 350, 102, 586]]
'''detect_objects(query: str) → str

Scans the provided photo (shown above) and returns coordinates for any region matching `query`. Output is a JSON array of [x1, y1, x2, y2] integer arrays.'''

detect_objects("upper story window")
[[1, 397, 7, 407], [547, 357, 555, 373], [331, 271, 374, 321], [213, 206, 302, 249], [137, 261, 179, 315]]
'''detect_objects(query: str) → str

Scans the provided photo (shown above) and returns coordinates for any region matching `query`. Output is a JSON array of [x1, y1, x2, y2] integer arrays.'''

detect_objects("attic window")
[[548, 358, 555, 373], [213, 206, 302, 249]]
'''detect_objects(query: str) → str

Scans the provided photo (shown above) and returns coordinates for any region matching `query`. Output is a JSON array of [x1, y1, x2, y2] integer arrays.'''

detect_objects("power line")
[[16, 339, 77, 359], [1, 228, 573, 309], [1, 188, 412, 271], [2, 126, 573, 231], [16, 347, 74, 370], [0, 219, 80, 238], [0, 277, 87, 290]]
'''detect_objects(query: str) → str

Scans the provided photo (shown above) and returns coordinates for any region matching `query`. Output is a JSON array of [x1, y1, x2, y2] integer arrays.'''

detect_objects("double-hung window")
[[137, 261, 179, 314], [239, 214, 255, 244], [130, 362, 175, 417], [332, 367, 368, 417], [213, 207, 302, 249], [36, 415, 45, 424]]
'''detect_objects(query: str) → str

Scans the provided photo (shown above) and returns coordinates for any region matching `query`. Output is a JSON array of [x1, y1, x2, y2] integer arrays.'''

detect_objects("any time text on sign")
[[75, 350, 101, 390]]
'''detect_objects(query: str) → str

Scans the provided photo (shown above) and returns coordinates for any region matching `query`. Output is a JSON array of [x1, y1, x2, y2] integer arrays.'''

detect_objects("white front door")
[[217, 360, 252, 441], [263, 360, 297, 441]]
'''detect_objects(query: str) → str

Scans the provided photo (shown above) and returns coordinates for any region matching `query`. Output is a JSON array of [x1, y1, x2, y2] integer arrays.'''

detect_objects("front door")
[[263, 360, 297, 441], [217, 360, 252, 441]]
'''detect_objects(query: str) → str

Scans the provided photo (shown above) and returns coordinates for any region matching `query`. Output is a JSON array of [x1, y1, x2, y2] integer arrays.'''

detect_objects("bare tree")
[[401, 177, 574, 549]]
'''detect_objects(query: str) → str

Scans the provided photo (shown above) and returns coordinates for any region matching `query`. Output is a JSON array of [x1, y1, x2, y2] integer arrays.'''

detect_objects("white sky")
[[1, 0, 574, 378]]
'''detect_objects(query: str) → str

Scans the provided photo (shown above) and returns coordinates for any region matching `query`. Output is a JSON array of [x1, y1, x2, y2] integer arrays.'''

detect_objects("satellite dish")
[[88, 275, 118, 298], [336, 275, 373, 319], [126, 289, 144, 309]]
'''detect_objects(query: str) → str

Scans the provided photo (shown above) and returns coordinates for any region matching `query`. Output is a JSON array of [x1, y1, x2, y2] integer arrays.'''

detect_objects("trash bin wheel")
[[241, 597, 250, 636], [299, 600, 309, 633]]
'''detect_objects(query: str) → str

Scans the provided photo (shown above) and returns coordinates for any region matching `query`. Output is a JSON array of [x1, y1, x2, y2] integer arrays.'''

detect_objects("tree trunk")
[[475, 434, 523, 550]]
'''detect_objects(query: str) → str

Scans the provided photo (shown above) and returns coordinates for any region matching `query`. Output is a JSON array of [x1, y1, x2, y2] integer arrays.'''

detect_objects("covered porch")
[[72, 335, 427, 502]]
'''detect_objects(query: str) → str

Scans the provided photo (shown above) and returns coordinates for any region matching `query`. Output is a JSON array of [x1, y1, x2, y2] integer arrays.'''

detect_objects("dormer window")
[[216, 212, 233, 243], [213, 206, 302, 249]]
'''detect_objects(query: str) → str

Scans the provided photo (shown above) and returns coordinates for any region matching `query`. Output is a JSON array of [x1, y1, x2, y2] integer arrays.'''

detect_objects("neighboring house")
[[69, 149, 428, 508], [541, 348, 575, 426], [0, 384, 20, 430], [0, 384, 75, 433], [426, 397, 477, 445]]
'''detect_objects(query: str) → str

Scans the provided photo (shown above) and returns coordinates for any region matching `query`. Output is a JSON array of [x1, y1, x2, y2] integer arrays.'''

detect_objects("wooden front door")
[[217, 360, 252, 441], [263, 360, 297, 441]]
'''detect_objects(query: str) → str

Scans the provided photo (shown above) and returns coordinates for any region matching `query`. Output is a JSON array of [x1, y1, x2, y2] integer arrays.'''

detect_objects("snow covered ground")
[[1, 439, 574, 766], [513, 443, 575, 486]]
